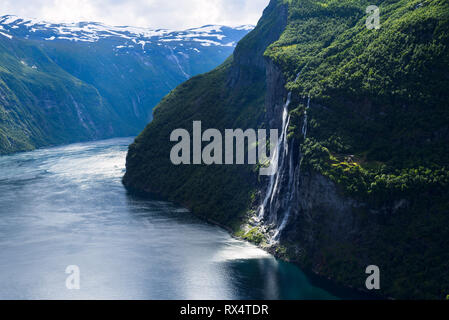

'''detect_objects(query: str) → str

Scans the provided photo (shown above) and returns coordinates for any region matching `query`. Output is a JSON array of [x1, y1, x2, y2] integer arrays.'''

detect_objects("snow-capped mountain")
[[0, 15, 253, 48]]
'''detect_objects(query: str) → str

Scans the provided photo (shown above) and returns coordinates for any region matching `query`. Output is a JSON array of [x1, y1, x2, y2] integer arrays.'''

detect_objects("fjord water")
[[0, 138, 337, 300]]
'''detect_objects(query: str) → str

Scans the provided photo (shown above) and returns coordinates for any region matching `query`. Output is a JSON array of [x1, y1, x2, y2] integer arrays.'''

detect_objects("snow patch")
[[0, 31, 13, 39], [0, 15, 253, 49]]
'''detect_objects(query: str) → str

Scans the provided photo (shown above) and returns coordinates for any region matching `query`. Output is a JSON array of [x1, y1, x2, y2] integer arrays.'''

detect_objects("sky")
[[0, 0, 270, 29]]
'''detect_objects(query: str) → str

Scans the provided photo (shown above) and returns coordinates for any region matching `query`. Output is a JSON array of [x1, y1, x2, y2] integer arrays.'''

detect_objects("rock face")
[[229, 1, 287, 85], [265, 58, 287, 129], [256, 60, 431, 299], [257, 61, 347, 246]]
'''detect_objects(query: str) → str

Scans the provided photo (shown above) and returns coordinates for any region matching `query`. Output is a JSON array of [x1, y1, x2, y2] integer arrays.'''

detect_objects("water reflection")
[[0, 138, 337, 300]]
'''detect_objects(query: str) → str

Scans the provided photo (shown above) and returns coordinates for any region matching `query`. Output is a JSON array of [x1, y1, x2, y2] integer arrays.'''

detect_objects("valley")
[[1, 0, 448, 301], [0, 15, 253, 154]]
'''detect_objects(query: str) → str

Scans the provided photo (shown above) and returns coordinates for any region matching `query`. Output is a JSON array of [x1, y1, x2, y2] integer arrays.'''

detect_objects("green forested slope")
[[0, 36, 125, 154], [270, 0, 449, 204], [124, 0, 449, 299], [124, 60, 264, 226], [272, 0, 449, 299]]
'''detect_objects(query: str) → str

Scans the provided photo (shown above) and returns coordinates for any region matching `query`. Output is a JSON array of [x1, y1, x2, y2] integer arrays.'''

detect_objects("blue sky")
[[0, 0, 270, 29]]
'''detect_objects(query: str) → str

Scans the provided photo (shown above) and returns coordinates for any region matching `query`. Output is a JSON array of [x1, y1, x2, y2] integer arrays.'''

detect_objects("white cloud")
[[0, 0, 270, 29]]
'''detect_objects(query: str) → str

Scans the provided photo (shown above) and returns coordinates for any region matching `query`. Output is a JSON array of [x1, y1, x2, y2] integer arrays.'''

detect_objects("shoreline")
[[124, 184, 384, 300]]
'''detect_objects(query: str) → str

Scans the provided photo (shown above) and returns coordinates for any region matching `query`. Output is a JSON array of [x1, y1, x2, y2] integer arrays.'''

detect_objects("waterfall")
[[258, 91, 312, 243], [276, 95, 310, 236], [272, 139, 296, 241], [258, 92, 291, 220], [302, 95, 310, 139]]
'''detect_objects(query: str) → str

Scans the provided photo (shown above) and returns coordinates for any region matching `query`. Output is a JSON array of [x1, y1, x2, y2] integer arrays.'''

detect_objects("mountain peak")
[[0, 14, 254, 46]]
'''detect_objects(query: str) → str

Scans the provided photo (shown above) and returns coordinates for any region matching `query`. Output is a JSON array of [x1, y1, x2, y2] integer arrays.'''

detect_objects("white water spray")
[[258, 92, 291, 220], [302, 95, 310, 139]]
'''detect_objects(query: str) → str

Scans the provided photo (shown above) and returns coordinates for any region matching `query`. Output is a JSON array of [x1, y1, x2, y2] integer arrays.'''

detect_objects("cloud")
[[0, 0, 270, 29]]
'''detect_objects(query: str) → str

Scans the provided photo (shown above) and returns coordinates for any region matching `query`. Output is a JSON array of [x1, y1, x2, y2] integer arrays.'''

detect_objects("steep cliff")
[[124, 0, 449, 299], [254, 0, 449, 299], [124, 0, 288, 226]]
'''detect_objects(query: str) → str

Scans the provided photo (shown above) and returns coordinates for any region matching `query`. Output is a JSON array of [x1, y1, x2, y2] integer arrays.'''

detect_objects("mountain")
[[0, 15, 253, 154], [123, 0, 449, 299]]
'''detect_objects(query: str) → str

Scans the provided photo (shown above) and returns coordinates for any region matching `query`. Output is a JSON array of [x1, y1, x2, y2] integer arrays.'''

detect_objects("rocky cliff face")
[[240, 0, 449, 300], [229, 1, 287, 86], [249, 58, 365, 268], [253, 49, 448, 299]]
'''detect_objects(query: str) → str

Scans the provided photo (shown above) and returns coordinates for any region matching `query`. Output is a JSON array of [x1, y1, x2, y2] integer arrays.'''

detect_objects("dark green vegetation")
[[125, 0, 449, 299], [125, 59, 264, 227], [0, 24, 250, 154], [275, 0, 449, 204], [277, 0, 449, 299], [0, 35, 120, 153]]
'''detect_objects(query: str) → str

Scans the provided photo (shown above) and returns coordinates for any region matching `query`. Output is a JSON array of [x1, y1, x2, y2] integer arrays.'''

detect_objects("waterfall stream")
[[258, 92, 291, 220], [302, 95, 310, 139], [258, 90, 311, 243]]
